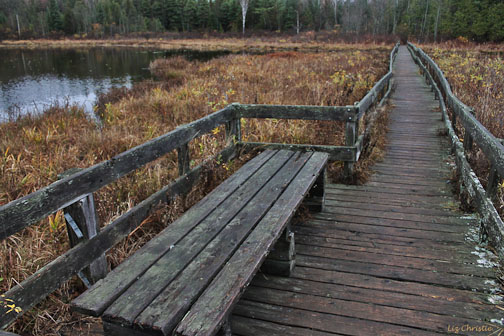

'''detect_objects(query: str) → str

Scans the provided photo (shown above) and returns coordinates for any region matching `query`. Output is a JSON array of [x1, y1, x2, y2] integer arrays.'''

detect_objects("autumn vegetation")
[[0, 43, 390, 335]]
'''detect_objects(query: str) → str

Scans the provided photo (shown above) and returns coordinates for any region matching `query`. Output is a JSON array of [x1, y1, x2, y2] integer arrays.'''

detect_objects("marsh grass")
[[0, 43, 390, 335]]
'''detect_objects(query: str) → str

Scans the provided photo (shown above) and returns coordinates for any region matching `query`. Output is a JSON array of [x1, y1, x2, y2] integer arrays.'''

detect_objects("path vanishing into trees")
[[229, 45, 504, 335]]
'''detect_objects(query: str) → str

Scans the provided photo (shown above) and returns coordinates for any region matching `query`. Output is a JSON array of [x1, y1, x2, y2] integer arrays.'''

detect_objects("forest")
[[0, 0, 503, 42]]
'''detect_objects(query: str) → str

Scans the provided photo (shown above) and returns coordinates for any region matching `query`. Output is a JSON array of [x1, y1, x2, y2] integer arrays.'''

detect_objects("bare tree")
[[330, 0, 338, 28], [421, 0, 429, 39], [239, 0, 249, 36], [434, 0, 441, 42], [392, 0, 398, 34]]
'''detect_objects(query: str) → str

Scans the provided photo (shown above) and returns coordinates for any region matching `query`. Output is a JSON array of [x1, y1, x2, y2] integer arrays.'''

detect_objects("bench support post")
[[216, 315, 233, 336], [262, 226, 295, 277], [59, 168, 108, 286], [344, 119, 357, 178], [303, 168, 326, 212]]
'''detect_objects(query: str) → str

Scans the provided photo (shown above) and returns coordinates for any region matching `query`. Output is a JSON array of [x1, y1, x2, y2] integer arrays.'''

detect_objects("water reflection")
[[0, 48, 230, 121]]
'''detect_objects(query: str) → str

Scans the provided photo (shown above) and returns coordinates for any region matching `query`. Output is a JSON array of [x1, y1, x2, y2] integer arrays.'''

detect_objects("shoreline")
[[0, 37, 393, 52]]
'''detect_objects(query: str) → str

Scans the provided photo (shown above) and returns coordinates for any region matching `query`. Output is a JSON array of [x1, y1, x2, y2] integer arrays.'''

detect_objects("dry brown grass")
[[0, 35, 393, 53], [0, 43, 390, 335]]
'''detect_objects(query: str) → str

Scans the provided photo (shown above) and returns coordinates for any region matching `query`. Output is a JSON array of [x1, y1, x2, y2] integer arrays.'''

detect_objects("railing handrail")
[[407, 42, 504, 260], [407, 43, 504, 180]]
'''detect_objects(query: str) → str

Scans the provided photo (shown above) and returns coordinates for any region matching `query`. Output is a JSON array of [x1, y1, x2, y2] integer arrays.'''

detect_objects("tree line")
[[0, 0, 503, 42]]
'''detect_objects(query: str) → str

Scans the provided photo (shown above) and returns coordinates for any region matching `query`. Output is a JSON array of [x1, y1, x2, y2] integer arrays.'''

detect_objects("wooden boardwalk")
[[229, 46, 504, 335]]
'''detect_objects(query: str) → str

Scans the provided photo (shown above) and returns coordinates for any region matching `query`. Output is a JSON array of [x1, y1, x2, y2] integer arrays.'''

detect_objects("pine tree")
[[47, 0, 63, 31]]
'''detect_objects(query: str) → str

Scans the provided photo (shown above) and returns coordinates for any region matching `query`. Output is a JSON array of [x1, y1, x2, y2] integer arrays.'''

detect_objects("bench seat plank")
[[133, 151, 315, 334], [71, 149, 277, 316], [175, 152, 329, 336], [101, 150, 295, 324]]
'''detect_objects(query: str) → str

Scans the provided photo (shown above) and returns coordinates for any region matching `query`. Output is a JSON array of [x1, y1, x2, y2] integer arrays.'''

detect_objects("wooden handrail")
[[407, 43, 504, 180], [407, 42, 504, 258]]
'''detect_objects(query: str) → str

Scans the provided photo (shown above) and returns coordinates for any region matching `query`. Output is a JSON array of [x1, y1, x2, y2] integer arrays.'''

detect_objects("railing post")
[[177, 143, 191, 176], [59, 168, 108, 286], [225, 117, 242, 146], [463, 130, 473, 151], [344, 110, 357, 178], [487, 167, 500, 202]]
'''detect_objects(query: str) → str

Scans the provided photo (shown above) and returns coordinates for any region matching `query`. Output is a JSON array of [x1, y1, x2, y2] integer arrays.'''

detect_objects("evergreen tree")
[[47, 0, 63, 31]]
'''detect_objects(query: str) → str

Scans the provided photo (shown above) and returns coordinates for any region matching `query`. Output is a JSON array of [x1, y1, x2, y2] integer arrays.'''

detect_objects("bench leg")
[[261, 226, 296, 277], [216, 316, 233, 336], [303, 168, 326, 212], [103, 321, 152, 336]]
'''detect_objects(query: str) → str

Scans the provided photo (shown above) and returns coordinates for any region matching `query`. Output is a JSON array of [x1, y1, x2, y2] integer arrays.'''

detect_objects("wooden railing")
[[408, 43, 504, 257], [0, 43, 399, 331]]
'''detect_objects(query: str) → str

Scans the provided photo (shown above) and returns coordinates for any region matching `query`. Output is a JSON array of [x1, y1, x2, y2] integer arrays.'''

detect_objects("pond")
[[0, 47, 231, 122]]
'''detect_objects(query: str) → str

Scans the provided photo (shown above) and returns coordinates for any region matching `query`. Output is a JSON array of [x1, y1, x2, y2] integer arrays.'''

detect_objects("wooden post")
[[262, 226, 295, 277], [59, 168, 107, 286], [344, 114, 357, 178], [487, 166, 500, 202], [463, 130, 473, 152], [451, 112, 457, 131], [303, 168, 326, 212], [225, 118, 241, 146], [216, 315, 233, 336], [177, 143, 190, 176]]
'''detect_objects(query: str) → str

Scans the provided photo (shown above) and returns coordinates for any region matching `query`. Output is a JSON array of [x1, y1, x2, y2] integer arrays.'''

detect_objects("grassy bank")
[[423, 43, 504, 221], [1, 43, 390, 335], [0, 34, 393, 52]]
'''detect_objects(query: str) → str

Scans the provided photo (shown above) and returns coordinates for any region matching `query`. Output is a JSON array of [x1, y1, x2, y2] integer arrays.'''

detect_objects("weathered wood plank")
[[296, 255, 492, 292], [231, 315, 340, 336], [319, 202, 469, 225], [175, 152, 328, 336], [250, 275, 498, 321], [234, 299, 436, 336], [236, 104, 357, 122], [294, 235, 477, 262], [301, 219, 464, 242], [238, 142, 355, 162], [70, 149, 277, 318], [242, 286, 480, 333], [296, 244, 492, 277], [0, 106, 234, 240], [0, 145, 240, 329], [100, 151, 295, 326], [292, 266, 489, 305], [132, 152, 313, 334]]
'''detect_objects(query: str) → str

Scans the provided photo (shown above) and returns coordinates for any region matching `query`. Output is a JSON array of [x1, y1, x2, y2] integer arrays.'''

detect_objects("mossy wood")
[[71, 150, 328, 336], [238, 142, 355, 161], [237, 104, 357, 121]]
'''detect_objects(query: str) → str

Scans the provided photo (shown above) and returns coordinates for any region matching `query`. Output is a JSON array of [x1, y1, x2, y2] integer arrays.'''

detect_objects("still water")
[[0, 47, 230, 121]]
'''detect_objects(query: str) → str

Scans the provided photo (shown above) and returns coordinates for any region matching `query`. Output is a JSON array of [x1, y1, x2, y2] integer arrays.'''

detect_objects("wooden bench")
[[71, 149, 328, 336]]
